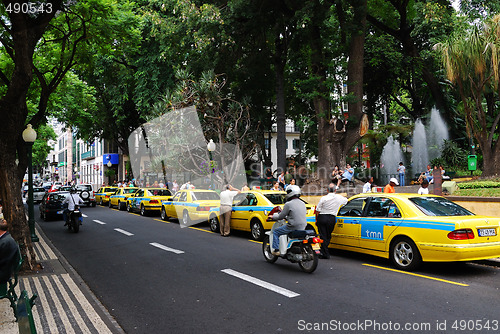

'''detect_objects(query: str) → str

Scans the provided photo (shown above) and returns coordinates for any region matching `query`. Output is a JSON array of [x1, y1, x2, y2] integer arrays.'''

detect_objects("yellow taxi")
[[95, 187, 118, 205], [126, 188, 173, 216], [332, 193, 500, 270], [108, 187, 139, 210], [160, 189, 220, 225], [207, 190, 317, 241]]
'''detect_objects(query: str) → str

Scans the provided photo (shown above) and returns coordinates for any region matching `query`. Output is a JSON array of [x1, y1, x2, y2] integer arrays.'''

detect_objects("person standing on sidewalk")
[[0, 219, 19, 284], [315, 184, 348, 259], [397, 162, 406, 187], [219, 185, 240, 237]]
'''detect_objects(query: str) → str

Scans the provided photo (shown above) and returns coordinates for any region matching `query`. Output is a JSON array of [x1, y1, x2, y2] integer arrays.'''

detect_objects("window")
[[366, 198, 401, 218], [409, 197, 473, 216], [179, 192, 187, 202], [338, 198, 368, 217]]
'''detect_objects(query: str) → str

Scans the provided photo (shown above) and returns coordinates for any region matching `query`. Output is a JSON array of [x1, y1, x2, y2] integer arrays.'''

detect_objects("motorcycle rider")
[[62, 188, 84, 226], [271, 185, 307, 256]]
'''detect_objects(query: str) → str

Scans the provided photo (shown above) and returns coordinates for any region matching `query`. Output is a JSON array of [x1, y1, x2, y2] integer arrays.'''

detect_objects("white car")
[[76, 184, 96, 207], [32, 187, 47, 203]]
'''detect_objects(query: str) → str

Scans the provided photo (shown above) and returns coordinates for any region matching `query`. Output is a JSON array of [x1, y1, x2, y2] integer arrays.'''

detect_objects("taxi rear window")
[[192, 192, 219, 201], [409, 197, 474, 216], [264, 194, 285, 205]]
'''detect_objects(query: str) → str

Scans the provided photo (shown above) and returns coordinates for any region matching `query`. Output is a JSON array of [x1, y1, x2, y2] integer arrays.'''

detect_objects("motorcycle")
[[67, 205, 82, 233], [262, 207, 322, 273]]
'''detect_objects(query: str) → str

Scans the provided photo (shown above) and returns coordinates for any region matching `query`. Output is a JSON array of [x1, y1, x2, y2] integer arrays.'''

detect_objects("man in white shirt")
[[62, 189, 84, 225], [363, 176, 374, 193], [315, 183, 348, 259], [219, 185, 241, 236]]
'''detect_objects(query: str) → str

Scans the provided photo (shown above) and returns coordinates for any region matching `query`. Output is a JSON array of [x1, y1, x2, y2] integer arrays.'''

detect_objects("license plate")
[[312, 244, 320, 250], [478, 228, 496, 237]]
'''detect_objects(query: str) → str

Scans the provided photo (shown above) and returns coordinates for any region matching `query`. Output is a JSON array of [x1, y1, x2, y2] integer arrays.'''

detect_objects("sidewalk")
[[0, 224, 123, 334]]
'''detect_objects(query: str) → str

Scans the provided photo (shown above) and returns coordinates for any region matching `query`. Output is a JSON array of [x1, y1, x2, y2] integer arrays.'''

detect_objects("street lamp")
[[207, 139, 216, 190], [107, 160, 112, 185], [22, 124, 39, 242]]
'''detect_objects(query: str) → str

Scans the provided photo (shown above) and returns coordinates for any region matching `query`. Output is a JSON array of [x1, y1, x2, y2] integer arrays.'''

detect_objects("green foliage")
[[458, 181, 500, 190], [32, 125, 57, 168], [440, 139, 468, 168]]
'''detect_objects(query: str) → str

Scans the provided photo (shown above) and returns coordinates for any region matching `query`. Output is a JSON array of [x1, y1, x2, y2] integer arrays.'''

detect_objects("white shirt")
[[316, 193, 348, 215], [220, 190, 238, 206], [63, 193, 84, 211], [363, 182, 372, 193], [418, 187, 429, 195]]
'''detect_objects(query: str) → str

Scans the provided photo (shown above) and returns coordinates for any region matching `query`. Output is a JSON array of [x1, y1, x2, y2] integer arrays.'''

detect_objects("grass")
[[454, 188, 500, 197]]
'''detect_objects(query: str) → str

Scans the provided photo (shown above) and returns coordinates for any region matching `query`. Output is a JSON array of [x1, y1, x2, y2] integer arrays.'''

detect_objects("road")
[[37, 205, 500, 333]]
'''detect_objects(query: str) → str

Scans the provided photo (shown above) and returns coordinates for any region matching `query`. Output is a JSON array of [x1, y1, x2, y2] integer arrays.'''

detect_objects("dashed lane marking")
[[93, 219, 106, 225], [221, 269, 300, 298], [114, 228, 134, 236], [149, 242, 184, 254]]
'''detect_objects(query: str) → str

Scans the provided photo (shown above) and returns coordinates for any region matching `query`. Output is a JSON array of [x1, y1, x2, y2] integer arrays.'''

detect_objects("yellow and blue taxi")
[[126, 188, 173, 216], [95, 187, 118, 205], [108, 187, 139, 210], [160, 189, 220, 225], [332, 193, 500, 270], [208, 190, 317, 241]]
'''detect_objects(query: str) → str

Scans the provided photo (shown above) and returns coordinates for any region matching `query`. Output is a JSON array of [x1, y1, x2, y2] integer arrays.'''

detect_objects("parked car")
[[39, 191, 70, 221], [208, 190, 317, 241], [75, 184, 96, 207], [109, 187, 139, 210], [126, 188, 173, 216], [95, 187, 118, 206], [331, 193, 500, 270], [161, 189, 220, 225]]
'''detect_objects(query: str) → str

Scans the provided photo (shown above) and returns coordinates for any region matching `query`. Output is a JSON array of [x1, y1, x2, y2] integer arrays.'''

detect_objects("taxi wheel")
[[262, 235, 278, 263], [140, 204, 148, 216], [127, 202, 132, 212], [108, 200, 113, 208], [118, 201, 125, 211], [99, 198, 104, 206], [250, 220, 265, 241], [390, 237, 422, 271], [182, 210, 190, 225], [161, 207, 169, 221], [209, 215, 219, 233]]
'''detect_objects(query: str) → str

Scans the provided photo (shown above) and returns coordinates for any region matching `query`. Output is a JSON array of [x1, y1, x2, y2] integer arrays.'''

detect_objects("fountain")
[[380, 135, 404, 184], [411, 108, 449, 176], [411, 119, 428, 176]]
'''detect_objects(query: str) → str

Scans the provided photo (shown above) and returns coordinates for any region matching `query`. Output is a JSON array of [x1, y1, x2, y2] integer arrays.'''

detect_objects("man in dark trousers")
[[315, 183, 348, 259], [0, 219, 19, 284]]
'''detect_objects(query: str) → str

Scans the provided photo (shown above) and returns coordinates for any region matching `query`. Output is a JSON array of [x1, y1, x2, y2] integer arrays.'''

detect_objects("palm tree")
[[435, 15, 500, 176]]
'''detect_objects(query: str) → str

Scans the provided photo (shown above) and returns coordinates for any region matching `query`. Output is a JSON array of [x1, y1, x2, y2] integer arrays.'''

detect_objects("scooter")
[[67, 205, 82, 233], [262, 207, 322, 273]]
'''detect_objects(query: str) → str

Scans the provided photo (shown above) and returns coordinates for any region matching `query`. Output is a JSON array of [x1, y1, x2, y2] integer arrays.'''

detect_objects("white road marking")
[[82, 214, 88, 218], [93, 219, 106, 225], [221, 269, 300, 298], [114, 228, 134, 236], [150, 242, 185, 254]]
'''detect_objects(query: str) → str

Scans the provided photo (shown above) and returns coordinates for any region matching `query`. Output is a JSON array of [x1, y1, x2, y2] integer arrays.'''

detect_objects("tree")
[[0, 0, 132, 269], [435, 14, 500, 176]]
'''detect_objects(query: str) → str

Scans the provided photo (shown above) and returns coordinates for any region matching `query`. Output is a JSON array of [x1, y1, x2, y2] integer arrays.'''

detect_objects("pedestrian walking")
[[363, 176, 374, 193], [315, 184, 348, 259], [278, 171, 285, 190], [219, 185, 241, 237]]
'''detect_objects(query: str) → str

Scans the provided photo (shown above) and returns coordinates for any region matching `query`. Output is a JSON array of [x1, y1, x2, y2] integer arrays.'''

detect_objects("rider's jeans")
[[272, 224, 295, 251]]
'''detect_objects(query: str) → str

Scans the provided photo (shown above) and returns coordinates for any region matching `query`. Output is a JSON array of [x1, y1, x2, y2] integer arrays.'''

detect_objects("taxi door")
[[130, 189, 145, 210], [333, 197, 367, 248], [230, 193, 255, 230], [359, 198, 402, 252]]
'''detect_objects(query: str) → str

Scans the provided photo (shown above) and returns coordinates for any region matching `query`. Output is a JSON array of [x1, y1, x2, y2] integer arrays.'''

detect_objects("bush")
[[458, 181, 500, 189], [441, 139, 468, 168]]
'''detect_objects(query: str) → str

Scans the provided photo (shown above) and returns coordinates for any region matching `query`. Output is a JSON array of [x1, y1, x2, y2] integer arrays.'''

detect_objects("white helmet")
[[285, 185, 301, 200]]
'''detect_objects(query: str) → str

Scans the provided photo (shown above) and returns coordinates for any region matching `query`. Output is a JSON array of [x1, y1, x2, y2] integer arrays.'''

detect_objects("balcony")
[[81, 150, 95, 160]]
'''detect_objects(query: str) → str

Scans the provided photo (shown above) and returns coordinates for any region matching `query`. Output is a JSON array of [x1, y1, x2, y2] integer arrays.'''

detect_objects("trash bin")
[[468, 155, 477, 171]]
